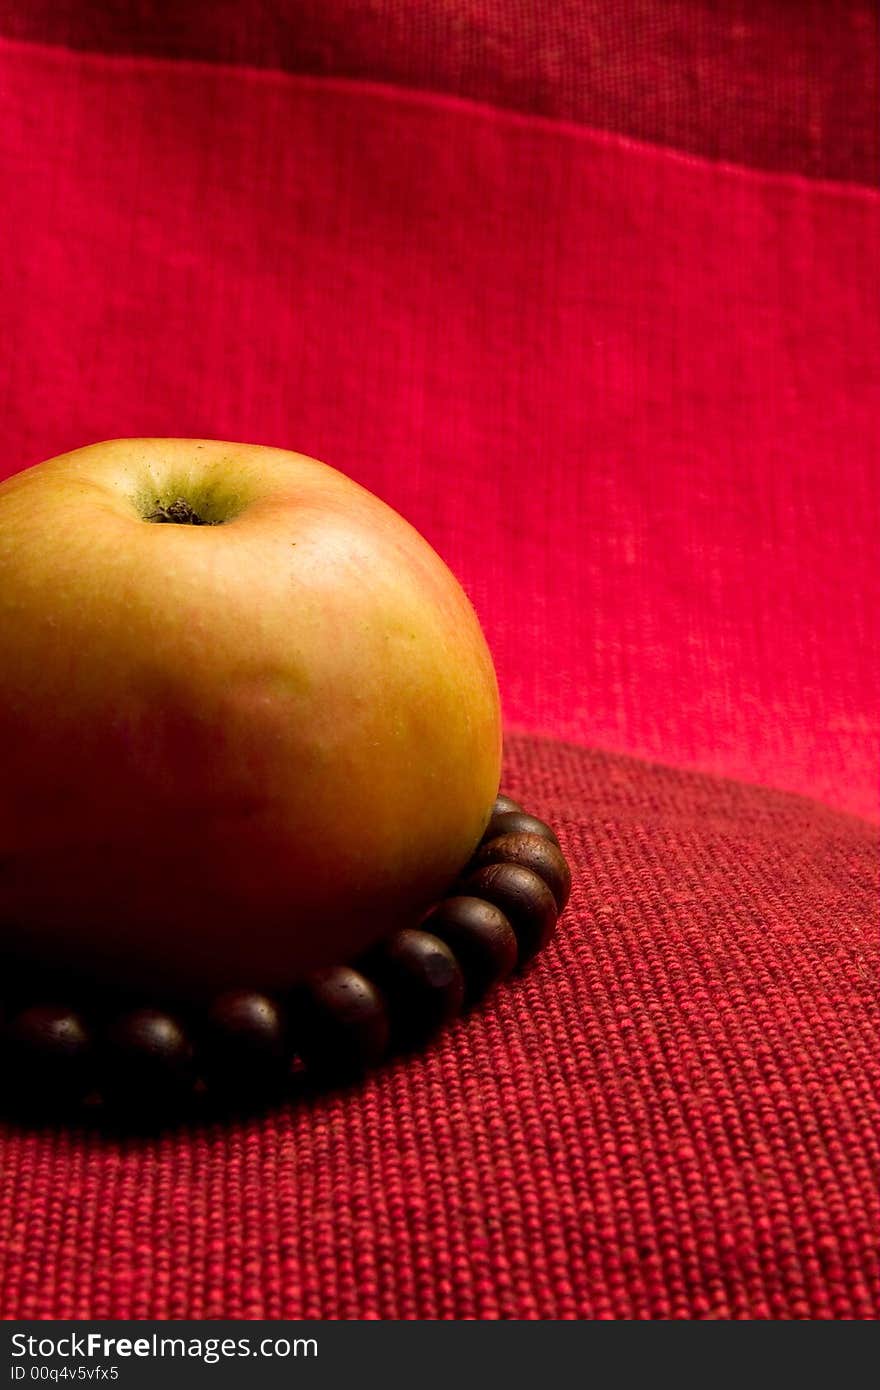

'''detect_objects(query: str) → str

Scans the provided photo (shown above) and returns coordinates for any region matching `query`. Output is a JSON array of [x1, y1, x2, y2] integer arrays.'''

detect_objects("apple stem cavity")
[[144, 497, 221, 526]]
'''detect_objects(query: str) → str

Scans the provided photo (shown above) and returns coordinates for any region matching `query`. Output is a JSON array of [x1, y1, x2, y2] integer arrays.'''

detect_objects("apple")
[[0, 440, 501, 994]]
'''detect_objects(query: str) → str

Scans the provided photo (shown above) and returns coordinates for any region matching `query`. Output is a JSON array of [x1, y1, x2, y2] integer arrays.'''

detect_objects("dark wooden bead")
[[421, 896, 518, 1002], [459, 863, 558, 963], [492, 793, 522, 816], [472, 832, 572, 911], [294, 967, 389, 1080], [481, 808, 560, 848], [5, 1004, 94, 1100], [203, 991, 289, 1092], [103, 1008, 194, 1105], [367, 928, 465, 1046]]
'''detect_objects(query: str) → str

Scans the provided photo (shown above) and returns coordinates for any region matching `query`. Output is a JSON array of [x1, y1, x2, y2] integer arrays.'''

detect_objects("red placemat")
[[1, 734, 877, 1319]]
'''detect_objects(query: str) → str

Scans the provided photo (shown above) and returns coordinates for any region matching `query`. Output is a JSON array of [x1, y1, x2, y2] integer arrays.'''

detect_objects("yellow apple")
[[0, 440, 501, 993]]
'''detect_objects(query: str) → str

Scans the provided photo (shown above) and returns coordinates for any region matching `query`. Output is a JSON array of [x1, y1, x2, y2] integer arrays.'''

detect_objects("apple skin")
[[0, 440, 501, 994]]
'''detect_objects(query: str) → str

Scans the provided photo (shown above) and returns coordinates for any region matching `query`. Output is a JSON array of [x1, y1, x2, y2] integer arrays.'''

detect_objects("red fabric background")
[[1, 6, 878, 1320], [1, 1, 876, 181], [2, 735, 878, 1320]]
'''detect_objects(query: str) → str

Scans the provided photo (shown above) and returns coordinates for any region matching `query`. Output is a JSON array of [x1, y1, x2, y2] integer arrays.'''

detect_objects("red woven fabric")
[[1, 1, 876, 181], [1, 735, 877, 1319], [1, 38, 877, 819], [1, 10, 878, 1320]]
